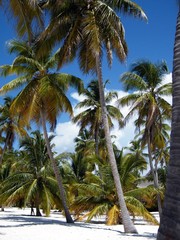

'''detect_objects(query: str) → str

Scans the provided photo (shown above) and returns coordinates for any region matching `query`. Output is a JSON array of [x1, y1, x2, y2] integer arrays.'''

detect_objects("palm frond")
[[125, 196, 159, 225], [107, 205, 120, 225]]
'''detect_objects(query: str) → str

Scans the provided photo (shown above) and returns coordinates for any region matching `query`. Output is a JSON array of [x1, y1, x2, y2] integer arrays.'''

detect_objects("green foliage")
[[36, 0, 146, 72], [73, 80, 124, 135], [0, 131, 61, 215], [0, 1, 44, 42], [0, 40, 83, 131], [61, 148, 158, 225]]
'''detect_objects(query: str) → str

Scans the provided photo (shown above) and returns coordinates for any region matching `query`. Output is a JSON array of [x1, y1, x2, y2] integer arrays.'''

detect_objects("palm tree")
[[36, 1, 147, 232], [118, 60, 172, 216], [73, 79, 124, 156], [0, 131, 61, 216], [157, 3, 180, 239], [0, 96, 26, 165], [0, 40, 83, 223]]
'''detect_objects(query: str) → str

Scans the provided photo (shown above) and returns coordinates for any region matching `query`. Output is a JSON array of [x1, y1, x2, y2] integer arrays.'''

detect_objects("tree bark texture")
[[157, 9, 180, 240]]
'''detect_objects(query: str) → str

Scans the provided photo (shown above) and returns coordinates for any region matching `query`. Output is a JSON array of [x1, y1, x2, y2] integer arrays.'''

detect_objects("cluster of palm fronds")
[[0, 126, 167, 225], [58, 136, 164, 225], [0, 131, 62, 216]]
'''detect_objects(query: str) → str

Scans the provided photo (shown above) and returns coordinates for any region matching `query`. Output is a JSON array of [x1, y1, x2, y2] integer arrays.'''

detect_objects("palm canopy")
[[73, 80, 124, 138], [0, 0, 44, 42], [36, 0, 147, 72], [0, 40, 83, 129], [118, 60, 172, 129], [0, 96, 27, 164], [0, 131, 61, 216]]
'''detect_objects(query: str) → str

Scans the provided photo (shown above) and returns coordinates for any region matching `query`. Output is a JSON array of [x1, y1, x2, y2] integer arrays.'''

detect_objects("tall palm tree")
[[118, 60, 172, 216], [36, 1, 147, 233], [157, 3, 180, 239], [0, 40, 83, 223], [73, 79, 124, 156]]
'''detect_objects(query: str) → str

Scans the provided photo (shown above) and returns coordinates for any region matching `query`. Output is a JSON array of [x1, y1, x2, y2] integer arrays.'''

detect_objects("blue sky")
[[0, 1, 177, 86], [0, 1, 177, 152]]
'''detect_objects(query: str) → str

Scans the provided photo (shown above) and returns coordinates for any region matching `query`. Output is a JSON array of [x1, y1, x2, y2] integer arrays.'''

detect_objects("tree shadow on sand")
[[0, 213, 157, 239]]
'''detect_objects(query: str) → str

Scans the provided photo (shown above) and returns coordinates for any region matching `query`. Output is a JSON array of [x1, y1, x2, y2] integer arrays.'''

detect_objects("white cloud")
[[162, 72, 172, 85], [71, 92, 86, 102], [111, 119, 136, 149], [52, 121, 79, 154], [162, 72, 172, 105]]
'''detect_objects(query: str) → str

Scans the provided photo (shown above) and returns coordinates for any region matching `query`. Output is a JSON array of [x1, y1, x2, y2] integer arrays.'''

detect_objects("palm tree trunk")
[[94, 126, 103, 177], [147, 134, 162, 216], [94, 125, 99, 156], [157, 7, 180, 240], [40, 109, 74, 223], [35, 192, 42, 216], [36, 206, 42, 216], [95, 53, 137, 233]]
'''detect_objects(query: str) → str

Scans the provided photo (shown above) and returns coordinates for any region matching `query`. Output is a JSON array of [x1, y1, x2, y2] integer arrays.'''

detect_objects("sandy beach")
[[0, 208, 159, 240]]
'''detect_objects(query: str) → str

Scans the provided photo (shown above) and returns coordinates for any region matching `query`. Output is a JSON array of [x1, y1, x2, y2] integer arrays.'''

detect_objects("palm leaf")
[[125, 196, 159, 225], [107, 205, 120, 225]]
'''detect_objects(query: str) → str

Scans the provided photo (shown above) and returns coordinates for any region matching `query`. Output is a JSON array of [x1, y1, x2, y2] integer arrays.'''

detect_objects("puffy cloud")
[[52, 121, 79, 154], [71, 92, 86, 103], [162, 72, 172, 105], [162, 72, 172, 84], [111, 119, 136, 149]]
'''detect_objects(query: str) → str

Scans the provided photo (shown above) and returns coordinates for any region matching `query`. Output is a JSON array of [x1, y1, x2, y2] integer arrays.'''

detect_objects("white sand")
[[0, 208, 159, 240]]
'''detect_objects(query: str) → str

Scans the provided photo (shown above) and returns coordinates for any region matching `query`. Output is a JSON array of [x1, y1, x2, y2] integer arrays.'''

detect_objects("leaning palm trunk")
[[157, 7, 180, 240], [147, 134, 162, 216], [40, 109, 74, 223], [95, 54, 137, 233]]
